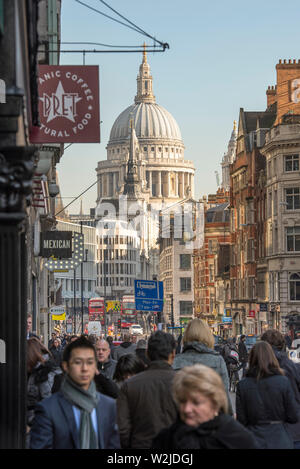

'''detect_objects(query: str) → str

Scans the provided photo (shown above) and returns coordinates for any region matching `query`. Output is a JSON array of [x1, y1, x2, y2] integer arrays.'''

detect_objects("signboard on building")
[[134, 279, 164, 312], [41, 231, 72, 259], [30, 65, 100, 143], [50, 305, 66, 315], [52, 313, 66, 321], [222, 316, 232, 323], [106, 301, 121, 314], [259, 303, 268, 312], [248, 310, 256, 318]]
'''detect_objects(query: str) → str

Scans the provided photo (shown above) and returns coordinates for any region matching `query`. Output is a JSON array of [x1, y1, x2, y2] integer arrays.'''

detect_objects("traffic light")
[[118, 318, 121, 328]]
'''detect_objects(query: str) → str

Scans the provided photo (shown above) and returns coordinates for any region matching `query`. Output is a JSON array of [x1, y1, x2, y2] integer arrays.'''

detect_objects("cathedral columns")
[[167, 172, 171, 198], [175, 172, 179, 197], [157, 171, 162, 197], [149, 170, 152, 196], [112, 172, 116, 196], [191, 173, 194, 198], [179, 172, 184, 198]]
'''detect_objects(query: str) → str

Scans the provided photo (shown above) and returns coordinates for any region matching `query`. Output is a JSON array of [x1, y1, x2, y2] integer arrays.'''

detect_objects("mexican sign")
[[134, 279, 164, 312], [40, 231, 72, 259], [30, 65, 100, 143]]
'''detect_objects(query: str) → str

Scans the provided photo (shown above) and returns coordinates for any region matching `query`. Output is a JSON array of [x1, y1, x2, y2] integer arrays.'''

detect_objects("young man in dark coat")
[[116, 331, 178, 449], [30, 336, 120, 449]]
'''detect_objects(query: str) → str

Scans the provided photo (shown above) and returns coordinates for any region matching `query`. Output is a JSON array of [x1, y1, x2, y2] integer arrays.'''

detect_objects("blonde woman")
[[152, 364, 257, 449], [173, 319, 232, 414]]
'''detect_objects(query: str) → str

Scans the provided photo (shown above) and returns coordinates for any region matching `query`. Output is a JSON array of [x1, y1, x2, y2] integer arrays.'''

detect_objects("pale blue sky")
[[58, 0, 300, 214]]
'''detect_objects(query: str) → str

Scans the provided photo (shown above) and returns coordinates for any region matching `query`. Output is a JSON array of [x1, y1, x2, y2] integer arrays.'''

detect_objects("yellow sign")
[[52, 313, 66, 321], [106, 301, 121, 312]]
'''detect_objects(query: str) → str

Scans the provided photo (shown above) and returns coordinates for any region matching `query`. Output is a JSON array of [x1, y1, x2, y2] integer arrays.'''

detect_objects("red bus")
[[121, 295, 137, 328], [88, 297, 105, 325]]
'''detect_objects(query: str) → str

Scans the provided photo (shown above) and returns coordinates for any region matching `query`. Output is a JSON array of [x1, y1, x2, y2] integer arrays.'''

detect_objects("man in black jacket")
[[116, 331, 178, 449], [96, 339, 117, 380]]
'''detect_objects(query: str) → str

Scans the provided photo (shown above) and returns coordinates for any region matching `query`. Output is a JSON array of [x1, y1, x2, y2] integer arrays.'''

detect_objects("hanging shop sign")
[[44, 232, 84, 271], [50, 305, 66, 315], [40, 231, 72, 259], [52, 313, 66, 321], [248, 310, 256, 318], [30, 65, 100, 143]]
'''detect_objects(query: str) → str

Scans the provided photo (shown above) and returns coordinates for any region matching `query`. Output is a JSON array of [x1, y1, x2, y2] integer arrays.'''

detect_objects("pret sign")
[[30, 65, 100, 143], [40, 231, 72, 259]]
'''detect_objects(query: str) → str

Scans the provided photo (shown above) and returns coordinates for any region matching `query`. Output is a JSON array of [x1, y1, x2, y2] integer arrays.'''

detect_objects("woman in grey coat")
[[172, 319, 233, 415]]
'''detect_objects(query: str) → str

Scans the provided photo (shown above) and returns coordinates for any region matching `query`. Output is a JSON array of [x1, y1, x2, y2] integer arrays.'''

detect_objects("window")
[[179, 254, 191, 269], [179, 301, 193, 315], [286, 188, 300, 210], [289, 273, 300, 301], [209, 265, 214, 282], [151, 147, 155, 152], [285, 154, 299, 172], [287, 227, 300, 252], [180, 277, 191, 291]]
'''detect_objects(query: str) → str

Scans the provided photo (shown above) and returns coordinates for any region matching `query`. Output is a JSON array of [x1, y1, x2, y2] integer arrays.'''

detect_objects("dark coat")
[[117, 360, 178, 449], [152, 414, 258, 449], [27, 356, 62, 426], [49, 346, 62, 367], [236, 374, 298, 428], [238, 340, 248, 363], [29, 391, 120, 449], [112, 342, 137, 361], [97, 358, 117, 380], [272, 347, 300, 441]]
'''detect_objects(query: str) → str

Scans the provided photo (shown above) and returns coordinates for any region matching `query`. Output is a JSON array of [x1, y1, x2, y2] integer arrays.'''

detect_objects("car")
[[129, 324, 143, 335]]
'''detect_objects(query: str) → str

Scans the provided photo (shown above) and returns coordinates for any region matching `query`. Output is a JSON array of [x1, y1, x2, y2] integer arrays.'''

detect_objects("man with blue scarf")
[[30, 336, 120, 449]]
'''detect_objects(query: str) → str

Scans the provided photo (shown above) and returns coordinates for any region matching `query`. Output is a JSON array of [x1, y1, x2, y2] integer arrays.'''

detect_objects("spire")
[[221, 121, 237, 191], [123, 118, 141, 198], [135, 45, 156, 104], [143, 42, 147, 64], [79, 198, 83, 216]]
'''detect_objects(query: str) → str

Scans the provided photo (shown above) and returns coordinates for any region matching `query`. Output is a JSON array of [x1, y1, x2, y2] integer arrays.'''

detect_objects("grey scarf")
[[61, 375, 99, 449]]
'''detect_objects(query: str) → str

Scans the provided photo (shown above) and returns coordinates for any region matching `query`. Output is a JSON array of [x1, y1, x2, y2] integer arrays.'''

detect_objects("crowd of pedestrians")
[[25, 317, 300, 450]]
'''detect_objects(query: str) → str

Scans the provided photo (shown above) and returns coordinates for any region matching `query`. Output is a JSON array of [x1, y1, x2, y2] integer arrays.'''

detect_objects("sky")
[[58, 0, 300, 214]]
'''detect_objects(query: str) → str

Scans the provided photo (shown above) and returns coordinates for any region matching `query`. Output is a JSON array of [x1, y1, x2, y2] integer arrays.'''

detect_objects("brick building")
[[193, 188, 230, 327], [229, 103, 276, 335]]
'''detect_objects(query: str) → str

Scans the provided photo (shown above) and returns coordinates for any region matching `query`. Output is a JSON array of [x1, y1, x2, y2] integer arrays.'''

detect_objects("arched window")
[[289, 273, 300, 301]]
